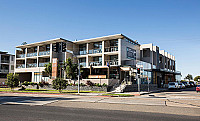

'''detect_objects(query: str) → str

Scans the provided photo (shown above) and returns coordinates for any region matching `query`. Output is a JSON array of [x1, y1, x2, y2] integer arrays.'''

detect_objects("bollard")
[[165, 101, 167, 106]]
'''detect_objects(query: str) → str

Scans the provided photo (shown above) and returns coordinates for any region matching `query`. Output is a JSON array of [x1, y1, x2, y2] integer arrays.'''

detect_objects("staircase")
[[111, 80, 127, 93]]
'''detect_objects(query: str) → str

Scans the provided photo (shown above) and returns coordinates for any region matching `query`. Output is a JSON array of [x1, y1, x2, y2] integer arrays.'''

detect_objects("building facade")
[[0, 51, 14, 85], [14, 34, 181, 88]]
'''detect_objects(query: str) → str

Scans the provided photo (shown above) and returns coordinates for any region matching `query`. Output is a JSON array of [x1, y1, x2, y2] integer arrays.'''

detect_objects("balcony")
[[17, 54, 25, 58], [89, 49, 102, 54], [79, 62, 86, 67], [1, 60, 9, 63], [89, 61, 102, 66], [16, 64, 25, 68], [27, 52, 37, 57], [27, 63, 37, 68], [79, 50, 87, 55], [0, 69, 9, 73], [105, 60, 118, 66], [39, 62, 49, 67], [105, 46, 118, 52], [39, 51, 50, 56]]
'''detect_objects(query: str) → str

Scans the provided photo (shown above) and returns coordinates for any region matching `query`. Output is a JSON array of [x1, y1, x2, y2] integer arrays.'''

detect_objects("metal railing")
[[27, 52, 37, 57], [16, 64, 25, 68], [17, 54, 25, 58], [39, 51, 50, 56], [105, 60, 118, 66], [105, 46, 118, 52], [27, 63, 37, 68], [88, 49, 102, 54], [0, 69, 9, 73], [39, 62, 49, 67], [1, 60, 9, 63], [89, 61, 102, 66]]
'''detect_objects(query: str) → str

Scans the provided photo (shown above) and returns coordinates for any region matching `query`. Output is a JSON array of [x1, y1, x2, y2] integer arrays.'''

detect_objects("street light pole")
[[78, 59, 80, 94]]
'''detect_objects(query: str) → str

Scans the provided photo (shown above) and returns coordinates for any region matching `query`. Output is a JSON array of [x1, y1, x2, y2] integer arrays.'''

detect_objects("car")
[[168, 82, 179, 90], [196, 85, 200, 92], [178, 83, 185, 89], [189, 82, 194, 87], [182, 82, 190, 88]]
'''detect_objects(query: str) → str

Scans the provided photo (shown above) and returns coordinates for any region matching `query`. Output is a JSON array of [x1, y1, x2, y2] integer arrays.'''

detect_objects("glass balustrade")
[[27, 52, 37, 57], [16, 64, 25, 68], [0, 69, 9, 72], [17, 54, 25, 58], [39, 51, 50, 56], [105, 60, 118, 66], [105, 46, 118, 52], [79, 62, 86, 67], [39, 62, 49, 67], [27, 63, 37, 68], [88, 49, 102, 54], [79, 50, 86, 55], [89, 61, 102, 66]]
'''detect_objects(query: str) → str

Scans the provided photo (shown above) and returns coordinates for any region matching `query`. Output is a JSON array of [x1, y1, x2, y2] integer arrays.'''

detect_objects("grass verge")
[[102, 93, 134, 97]]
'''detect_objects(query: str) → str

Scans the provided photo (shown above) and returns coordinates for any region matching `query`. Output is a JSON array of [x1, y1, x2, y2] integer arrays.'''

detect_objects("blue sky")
[[0, 0, 200, 79]]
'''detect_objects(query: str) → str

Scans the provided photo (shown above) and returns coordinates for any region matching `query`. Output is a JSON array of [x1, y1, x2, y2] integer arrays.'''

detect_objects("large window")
[[79, 44, 86, 55], [127, 47, 136, 60], [93, 42, 102, 49], [110, 39, 118, 46]]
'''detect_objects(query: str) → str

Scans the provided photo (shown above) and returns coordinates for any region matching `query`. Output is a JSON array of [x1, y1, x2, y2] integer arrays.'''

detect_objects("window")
[[110, 40, 118, 46], [127, 47, 136, 60], [93, 42, 102, 49], [11, 65, 14, 70]]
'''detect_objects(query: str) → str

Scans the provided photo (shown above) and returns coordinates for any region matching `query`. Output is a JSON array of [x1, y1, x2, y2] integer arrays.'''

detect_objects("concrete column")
[[86, 43, 89, 54], [102, 41, 105, 66], [118, 38, 121, 65], [0, 54, 1, 64], [25, 48, 27, 68], [86, 43, 89, 67], [50, 43, 53, 63], [37, 46, 39, 67]]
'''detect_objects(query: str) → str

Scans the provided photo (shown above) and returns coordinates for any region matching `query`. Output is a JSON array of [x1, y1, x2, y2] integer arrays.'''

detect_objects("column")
[[86, 43, 89, 67], [118, 39, 121, 65], [25, 48, 27, 68], [37, 46, 39, 67], [102, 41, 104, 66], [50, 43, 53, 63]]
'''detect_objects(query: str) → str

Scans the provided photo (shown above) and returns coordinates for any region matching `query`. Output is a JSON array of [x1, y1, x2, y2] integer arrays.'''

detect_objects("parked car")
[[178, 83, 185, 89], [196, 85, 200, 92], [182, 82, 190, 88], [189, 82, 194, 87], [168, 82, 179, 90]]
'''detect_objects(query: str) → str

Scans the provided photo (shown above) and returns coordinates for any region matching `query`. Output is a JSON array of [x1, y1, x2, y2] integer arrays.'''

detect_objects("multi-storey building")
[[14, 34, 181, 89], [0, 51, 14, 85]]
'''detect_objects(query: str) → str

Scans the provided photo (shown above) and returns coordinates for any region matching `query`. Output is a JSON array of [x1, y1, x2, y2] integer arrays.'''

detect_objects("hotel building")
[[15, 34, 181, 90]]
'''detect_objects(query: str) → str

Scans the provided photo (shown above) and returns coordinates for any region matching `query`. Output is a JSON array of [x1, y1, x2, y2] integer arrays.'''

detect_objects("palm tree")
[[64, 58, 78, 79]]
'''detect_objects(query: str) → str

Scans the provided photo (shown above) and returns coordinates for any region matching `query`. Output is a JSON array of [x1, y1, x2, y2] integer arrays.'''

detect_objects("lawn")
[[0, 88, 105, 94], [102, 93, 134, 97]]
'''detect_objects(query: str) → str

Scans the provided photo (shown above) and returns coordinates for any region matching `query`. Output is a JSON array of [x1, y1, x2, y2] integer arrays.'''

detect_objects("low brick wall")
[[24, 85, 108, 92], [124, 84, 158, 92]]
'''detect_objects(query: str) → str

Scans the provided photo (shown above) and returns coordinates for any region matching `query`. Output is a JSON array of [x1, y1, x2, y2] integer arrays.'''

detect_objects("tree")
[[185, 74, 193, 82], [64, 58, 78, 79], [5, 73, 19, 90], [194, 76, 200, 81], [44, 63, 52, 78], [21, 42, 27, 45], [52, 78, 67, 93]]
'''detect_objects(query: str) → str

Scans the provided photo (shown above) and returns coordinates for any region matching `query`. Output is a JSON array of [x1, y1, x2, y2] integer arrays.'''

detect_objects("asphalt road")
[[0, 104, 199, 121]]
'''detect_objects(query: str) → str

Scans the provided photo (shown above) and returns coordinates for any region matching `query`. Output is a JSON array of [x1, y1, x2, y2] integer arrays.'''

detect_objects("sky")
[[0, 0, 200, 79]]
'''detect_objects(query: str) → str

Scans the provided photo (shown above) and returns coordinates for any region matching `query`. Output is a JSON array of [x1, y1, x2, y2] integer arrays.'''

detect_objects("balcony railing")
[[27, 63, 37, 68], [105, 46, 118, 52], [17, 54, 25, 58], [89, 49, 102, 54], [27, 52, 37, 57], [89, 61, 102, 66], [79, 62, 86, 67], [39, 51, 50, 56], [1, 60, 9, 63], [16, 64, 25, 68], [0, 69, 9, 73], [105, 60, 118, 66], [39, 62, 49, 67], [79, 50, 87, 55]]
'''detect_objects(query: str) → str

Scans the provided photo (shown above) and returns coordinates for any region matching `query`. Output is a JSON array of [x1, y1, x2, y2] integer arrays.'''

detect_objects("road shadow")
[[0, 96, 76, 104]]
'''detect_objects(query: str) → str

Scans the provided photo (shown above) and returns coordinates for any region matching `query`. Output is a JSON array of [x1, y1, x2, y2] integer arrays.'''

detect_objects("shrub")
[[23, 81, 29, 86], [86, 80, 94, 86], [102, 83, 107, 87], [80, 83, 86, 86], [52, 78, 67, 93], [39, 82, 44, 87], [6, 73, 19, 90]]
